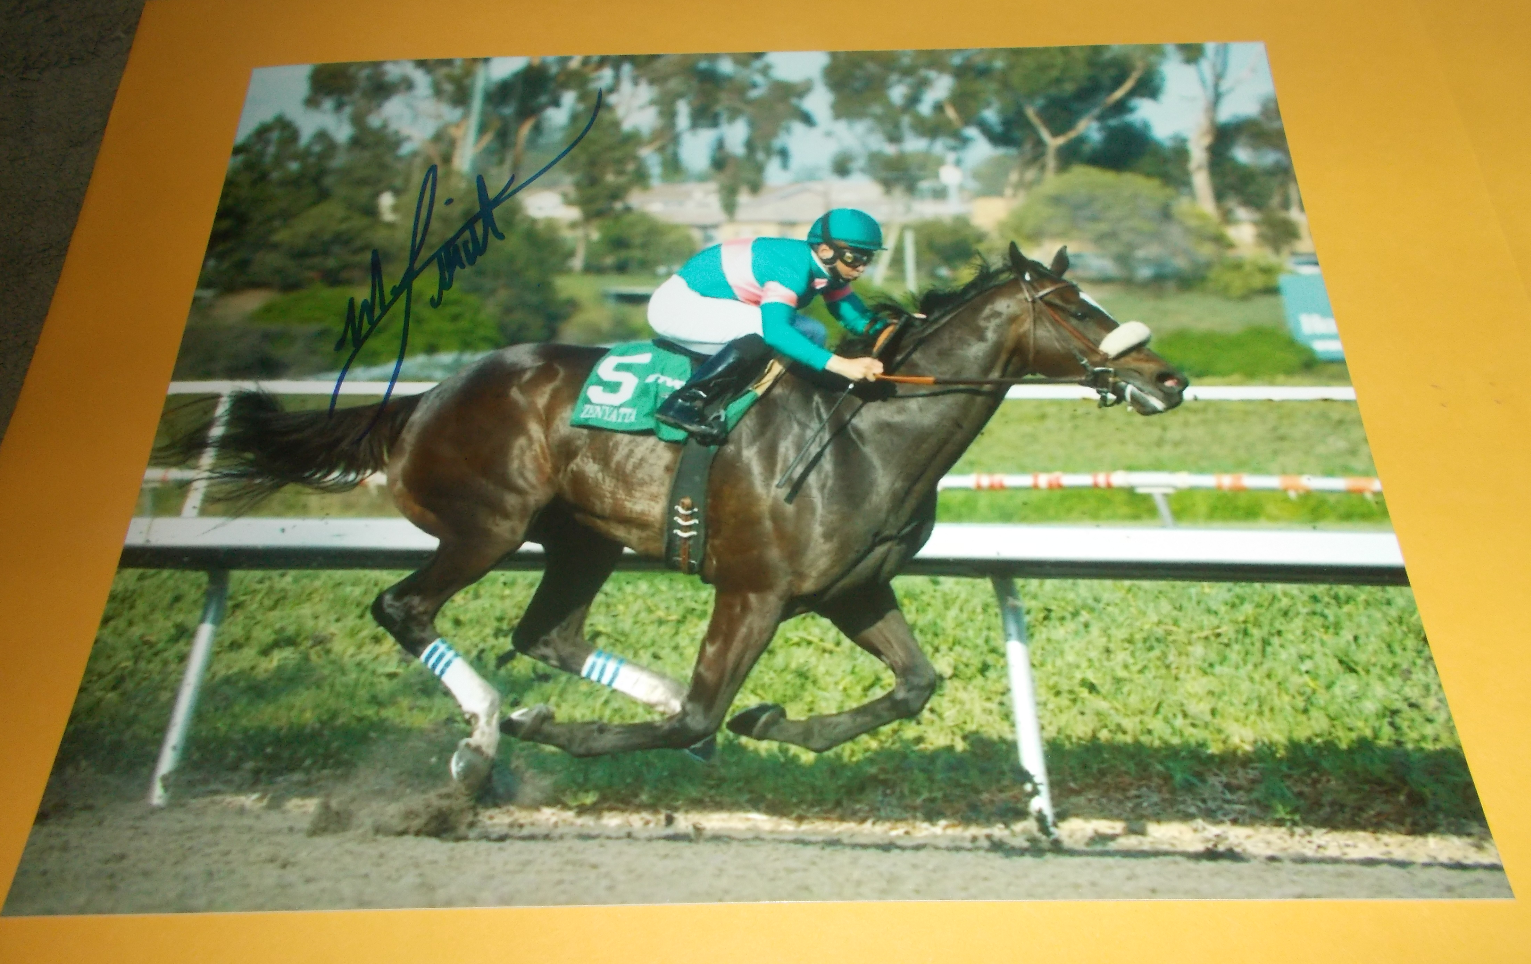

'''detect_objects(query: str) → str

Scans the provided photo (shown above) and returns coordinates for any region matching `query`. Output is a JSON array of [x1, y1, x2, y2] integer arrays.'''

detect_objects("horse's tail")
[[160, 390, 424, 506]]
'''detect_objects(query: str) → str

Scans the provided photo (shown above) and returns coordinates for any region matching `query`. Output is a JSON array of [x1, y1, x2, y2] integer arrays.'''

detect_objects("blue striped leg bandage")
[[421, 639, 459, 678], [420, 638, 498, 720], [580, 649, 685, 714]]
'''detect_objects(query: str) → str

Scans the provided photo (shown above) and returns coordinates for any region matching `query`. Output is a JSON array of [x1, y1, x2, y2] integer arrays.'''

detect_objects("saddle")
[[568, 338, 784, 577], [661, 340, 788, 577], [570, 339, 781, 444]]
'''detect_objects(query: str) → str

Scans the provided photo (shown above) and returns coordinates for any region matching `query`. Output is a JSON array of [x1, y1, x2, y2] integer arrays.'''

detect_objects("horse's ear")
[[1007, 241, 1029, 275], [1051, 246, 1069, 276]]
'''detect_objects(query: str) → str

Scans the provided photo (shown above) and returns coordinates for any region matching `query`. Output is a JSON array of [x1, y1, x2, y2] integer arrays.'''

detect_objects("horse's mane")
[[838, 258, 1017, 358]]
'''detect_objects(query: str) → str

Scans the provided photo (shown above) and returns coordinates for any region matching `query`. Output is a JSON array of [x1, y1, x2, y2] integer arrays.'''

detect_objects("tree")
[[953, 45, 1166, 192], [194, 56, 579, 378], [304, 61, 415, 127], [200, 61, 419, 291], [300, 60, 415, 236], [1174, 43, 1261, 223], [535, 54, 812, 216], [823, 50, 968, 216], [1237, 98, 1300, 213], [443, 201, 577, 344], [302, 61, 414, 209], [251, 198, 403, 289], [905, 217, 986, 280], [585, 210, 697, 275], [824, 51, 958, 148], [494, 53, 815, 265], [824, 46, 1165, 196], [1065, 118, 1189, 190], [1002, 166, 1226, 281], [1219, 97, 1305, 251], [411, 59, 496, 174], [558, 91, 651, 271], [484, 58, 563, 182], [203, 117, 334, 289], [971, 152, 1018, 197], [630, 54, 814, 213], [865, 150, 942, 199]]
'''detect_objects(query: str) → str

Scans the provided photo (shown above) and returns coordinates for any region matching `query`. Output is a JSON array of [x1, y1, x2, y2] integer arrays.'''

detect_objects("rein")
[[777, 268, 1128, 495], [875, 374, 1097, 387]]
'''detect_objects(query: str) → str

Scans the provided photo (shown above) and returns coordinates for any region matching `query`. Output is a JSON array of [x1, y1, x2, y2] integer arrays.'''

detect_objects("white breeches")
[[647, 274, 826, 356]]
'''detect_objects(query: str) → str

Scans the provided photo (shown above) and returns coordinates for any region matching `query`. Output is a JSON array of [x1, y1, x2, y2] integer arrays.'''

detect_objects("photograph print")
[[2, 41, 1509, 914]]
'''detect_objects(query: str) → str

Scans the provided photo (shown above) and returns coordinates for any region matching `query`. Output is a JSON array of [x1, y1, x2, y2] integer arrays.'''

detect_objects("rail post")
[[1138, 486, 1177, 527], [149, 390, 234, 805], [991, 576, 1056, 837], [178, 391, 233, 518], [148, 569, 229, 805]]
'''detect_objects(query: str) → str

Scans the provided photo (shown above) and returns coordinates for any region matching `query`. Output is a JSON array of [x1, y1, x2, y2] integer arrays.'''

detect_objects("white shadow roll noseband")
[[1097, 320, 1152, 360]]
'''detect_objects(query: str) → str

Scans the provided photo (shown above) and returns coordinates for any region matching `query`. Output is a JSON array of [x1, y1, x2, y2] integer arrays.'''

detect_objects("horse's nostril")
[[1158, 372, 1183, 390]]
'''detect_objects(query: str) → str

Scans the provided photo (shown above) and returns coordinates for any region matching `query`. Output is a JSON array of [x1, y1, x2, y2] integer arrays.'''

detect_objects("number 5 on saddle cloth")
[[570, 338, 786, 576], [570, 338, 781, 441]]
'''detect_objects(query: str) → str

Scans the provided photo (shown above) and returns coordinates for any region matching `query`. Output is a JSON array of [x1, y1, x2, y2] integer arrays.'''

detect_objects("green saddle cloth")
[[570, 341, 761, 444]]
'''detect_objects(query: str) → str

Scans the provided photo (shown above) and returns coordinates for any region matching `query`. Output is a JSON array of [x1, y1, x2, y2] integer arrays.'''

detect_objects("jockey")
[[649, 207, 889, 444]]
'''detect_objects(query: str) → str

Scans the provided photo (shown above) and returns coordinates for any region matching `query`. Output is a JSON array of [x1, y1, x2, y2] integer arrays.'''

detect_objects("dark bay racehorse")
[[188, 243, 1186, 790]]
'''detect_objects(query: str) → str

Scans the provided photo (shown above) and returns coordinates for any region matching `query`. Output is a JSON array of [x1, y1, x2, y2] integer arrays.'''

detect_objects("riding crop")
[[775, 383, 855, 491]]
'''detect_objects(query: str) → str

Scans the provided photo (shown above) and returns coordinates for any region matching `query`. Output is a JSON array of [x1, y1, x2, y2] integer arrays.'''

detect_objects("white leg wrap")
[[581, 649, 686, 714], [421, 639, 500, 723]]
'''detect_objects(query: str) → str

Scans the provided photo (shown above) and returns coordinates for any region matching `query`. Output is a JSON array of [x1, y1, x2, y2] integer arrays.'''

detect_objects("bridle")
[[873, 270, 1142, 409], [776, 267, 1150, 493]]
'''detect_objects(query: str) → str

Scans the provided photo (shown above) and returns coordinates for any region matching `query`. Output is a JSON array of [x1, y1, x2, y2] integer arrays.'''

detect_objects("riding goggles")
[[829, 245, 876, 269]]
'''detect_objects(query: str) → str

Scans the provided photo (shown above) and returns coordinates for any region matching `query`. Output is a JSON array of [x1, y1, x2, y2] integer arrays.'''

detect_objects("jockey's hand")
[[825, 355, 884, 383]]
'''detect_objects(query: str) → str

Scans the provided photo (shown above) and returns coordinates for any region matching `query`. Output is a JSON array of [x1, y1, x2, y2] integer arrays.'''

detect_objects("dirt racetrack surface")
[[4, 786, 1511, 913]]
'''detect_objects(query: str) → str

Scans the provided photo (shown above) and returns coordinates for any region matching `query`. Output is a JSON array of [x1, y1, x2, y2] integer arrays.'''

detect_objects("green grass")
[[958, 399, 1376, 475], [1078, 283, 1286, 334], [1155, 326, 1317, 381], [937, 490, 1390, 527], [936, 398, 1390, 526], [57, 568, 1479, 832]]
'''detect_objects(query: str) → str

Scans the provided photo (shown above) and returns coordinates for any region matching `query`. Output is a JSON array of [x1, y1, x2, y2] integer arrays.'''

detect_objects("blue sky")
[[235, 44, 1275, 184]]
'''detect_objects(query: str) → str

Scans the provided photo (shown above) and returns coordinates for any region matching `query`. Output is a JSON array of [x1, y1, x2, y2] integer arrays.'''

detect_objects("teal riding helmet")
[[807, 208, 885, 251]]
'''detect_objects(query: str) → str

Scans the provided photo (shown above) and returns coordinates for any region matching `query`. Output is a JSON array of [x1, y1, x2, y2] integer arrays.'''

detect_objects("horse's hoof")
[[726, 703, 785, 740], [683, 733, 717, 764], [500, 703, 553, 739], [450, 741, 493, 793]]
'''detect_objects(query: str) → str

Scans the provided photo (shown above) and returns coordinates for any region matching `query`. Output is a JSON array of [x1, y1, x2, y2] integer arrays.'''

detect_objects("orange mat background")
[[1, 0, 1528, 959]]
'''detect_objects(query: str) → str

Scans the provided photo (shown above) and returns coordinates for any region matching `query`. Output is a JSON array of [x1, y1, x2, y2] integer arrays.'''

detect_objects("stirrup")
[[691, 413, 729, 446], [655, 393, 712, 435], [657, 410, 726, 446]]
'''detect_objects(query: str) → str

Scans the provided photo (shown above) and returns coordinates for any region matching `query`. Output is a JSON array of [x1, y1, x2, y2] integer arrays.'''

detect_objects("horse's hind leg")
[[372, 534, 523, 791], [505, 588, 785, 757], [500, 508, 687, 715], [727, 582, 938, 753]]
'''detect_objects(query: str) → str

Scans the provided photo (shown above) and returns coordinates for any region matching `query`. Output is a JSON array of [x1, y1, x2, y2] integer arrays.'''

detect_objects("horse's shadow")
[[509, 734, 1486, 835]]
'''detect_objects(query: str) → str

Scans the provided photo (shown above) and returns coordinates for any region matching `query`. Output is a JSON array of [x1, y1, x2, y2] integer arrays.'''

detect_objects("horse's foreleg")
[[727, 582, 938, 753], [502, 510, 686, 715], [505, 589, 784, 757], [373, 535, 522, 791]]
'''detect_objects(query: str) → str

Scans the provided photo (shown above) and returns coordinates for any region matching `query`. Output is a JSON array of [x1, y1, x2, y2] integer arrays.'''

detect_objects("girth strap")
[[664, 438, 719, 577]]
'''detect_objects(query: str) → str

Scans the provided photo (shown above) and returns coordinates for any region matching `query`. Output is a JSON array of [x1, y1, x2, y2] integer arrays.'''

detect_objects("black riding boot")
[[655, 334, 771, 445]]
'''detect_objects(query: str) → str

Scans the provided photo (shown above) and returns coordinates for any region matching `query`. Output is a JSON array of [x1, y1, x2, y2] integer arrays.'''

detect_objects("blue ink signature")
[[330, 90, 604, 419]]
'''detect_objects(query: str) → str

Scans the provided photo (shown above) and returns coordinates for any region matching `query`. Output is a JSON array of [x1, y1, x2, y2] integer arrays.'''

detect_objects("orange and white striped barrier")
[[939, 471, 1381, 495]]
